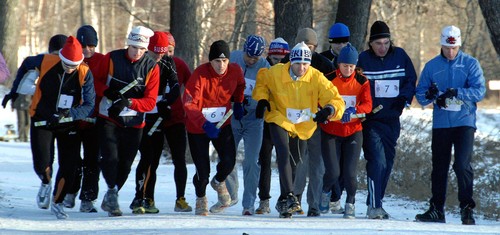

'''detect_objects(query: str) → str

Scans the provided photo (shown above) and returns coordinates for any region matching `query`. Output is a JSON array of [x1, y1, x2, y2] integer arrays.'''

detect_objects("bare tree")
[[0, 0, 20, 86], [274, 0, 313, 46], [335, 0, 372, 51], [479, 0, 500, 59], [170, 0, 198, 70]]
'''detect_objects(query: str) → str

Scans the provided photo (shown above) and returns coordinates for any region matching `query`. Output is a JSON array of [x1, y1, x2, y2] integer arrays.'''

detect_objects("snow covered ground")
[[0, 106, 499, 234]]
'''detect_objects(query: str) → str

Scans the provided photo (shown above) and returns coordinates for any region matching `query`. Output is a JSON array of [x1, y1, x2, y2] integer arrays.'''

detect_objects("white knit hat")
[[290, 42, 312, 64], [127, 26, 154, 48], [440, 25, 461, 47]]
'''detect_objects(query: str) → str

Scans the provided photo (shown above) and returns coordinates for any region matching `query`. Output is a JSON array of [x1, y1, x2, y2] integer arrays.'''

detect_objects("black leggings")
[[258, 122, 274, 200], [188, 125, 236, 197], [98, 118, 143, 190]]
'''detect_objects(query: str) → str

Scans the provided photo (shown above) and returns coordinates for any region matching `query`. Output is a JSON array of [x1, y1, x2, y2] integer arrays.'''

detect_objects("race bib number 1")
[[58, 94, 74, 109]]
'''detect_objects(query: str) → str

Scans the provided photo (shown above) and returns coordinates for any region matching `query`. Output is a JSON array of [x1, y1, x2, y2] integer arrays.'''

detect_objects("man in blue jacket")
[[415, 25, 485, 225], [357, 21, 417, 219]]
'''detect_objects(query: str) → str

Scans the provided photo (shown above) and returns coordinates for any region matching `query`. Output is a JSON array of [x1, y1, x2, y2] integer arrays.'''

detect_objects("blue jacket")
[[416, 50, 485, 129], [358, 47, 417, 121]]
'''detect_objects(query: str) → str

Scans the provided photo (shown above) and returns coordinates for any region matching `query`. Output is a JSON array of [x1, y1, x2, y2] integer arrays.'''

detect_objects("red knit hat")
[[148, 31, 169, 53], [165, 32, 176, 47], [59, 36, 84, 65]]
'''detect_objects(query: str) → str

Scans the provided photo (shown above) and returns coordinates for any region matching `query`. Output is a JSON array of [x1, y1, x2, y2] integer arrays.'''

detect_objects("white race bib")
[[202, 107, 226, 123], [374, 80, 399, 98], [58, 94, 74, 109], [244, 78, 256, 96], [342, 95, 356, 108], [146, 95, 163, 114], [98, 98, 137, 116], [118, 107, 138, 116], [443, 97, 462, 112], [286, 108, 311, 124]]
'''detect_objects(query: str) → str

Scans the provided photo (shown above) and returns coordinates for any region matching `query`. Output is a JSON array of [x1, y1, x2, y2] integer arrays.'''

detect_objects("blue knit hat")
[[338, 43, 358, 65], [77, 25, 98, 46], [328, 23, 350, 43], [244, 35, 266, 57]]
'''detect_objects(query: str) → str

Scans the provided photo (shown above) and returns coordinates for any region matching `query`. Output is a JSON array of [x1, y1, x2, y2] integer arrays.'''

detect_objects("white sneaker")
[[209, 201, 228, 213], [80, 200, 98, 213], [242, 207, 254, 216], [51, 201, 68, 219], [62, 193, 76, 208], [343, 203, 355, 219], [37, 183, 51, 209], [330, 200, 344, 214]]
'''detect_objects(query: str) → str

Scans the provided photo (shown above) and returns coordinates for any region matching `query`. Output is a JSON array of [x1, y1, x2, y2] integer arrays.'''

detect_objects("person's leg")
[[305, 127, 324, 211], [226, 121, 243, 204], [362, 121, 385, 209], [115, 127, 143, 190], [212, 125, 237, 182], [451, 126, 476, 209], [188, 132, 211, 198], [241, 118, 263, 210], [380, 121, 400, 201], [268, 123, 293, 198], [52, 127, 81, 203], [30, 124, 55, 184], [429, 128, 453, 212], [258, 122, 273, 201], [80, 125, 100, 202], [164, 123, 188, 199], [98, 118, 120, 189], [138, 126, 164, 200], [342, 131, 362, 204]]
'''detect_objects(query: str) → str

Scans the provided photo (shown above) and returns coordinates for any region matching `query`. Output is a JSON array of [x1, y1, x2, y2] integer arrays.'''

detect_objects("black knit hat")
[[48, 34, 68, 53], [77, 25, 98, 46], [369, 21, 391, 41], [209, 40, 230, 61]]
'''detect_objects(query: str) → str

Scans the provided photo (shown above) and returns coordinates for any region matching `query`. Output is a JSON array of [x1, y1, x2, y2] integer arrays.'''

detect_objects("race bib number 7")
[[374, 80, 399, 98]]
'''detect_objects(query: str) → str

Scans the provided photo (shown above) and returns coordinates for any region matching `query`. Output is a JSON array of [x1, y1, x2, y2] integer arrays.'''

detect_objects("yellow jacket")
[[253, 62, 345, 140]]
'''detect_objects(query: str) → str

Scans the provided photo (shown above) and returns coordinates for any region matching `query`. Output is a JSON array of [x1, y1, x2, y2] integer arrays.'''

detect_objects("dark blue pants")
[[362, 119, 400, 208], [430, 126, 476, 210]]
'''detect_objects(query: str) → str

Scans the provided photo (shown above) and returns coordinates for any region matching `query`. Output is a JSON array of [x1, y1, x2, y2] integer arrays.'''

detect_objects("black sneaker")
[[286, 193, 301, 214], [275, 198, 291, 218], [307, 208, 321, 217], [460, 206, 475, 225], [415, 204, 445, 223]]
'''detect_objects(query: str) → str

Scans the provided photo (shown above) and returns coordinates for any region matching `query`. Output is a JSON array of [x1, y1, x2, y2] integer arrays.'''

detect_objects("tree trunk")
[[170, 0, 198, 70], [335, 0, 372, 51], [0, 0, 20, 86], [478, 0, 500, 59], [274, 0, 313, 47]]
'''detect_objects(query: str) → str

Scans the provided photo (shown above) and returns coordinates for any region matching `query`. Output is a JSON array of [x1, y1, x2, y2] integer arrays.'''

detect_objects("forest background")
[[0, 0, 498, 220]]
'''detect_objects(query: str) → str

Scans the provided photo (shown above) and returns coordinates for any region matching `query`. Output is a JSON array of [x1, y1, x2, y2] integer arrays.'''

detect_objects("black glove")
[[233, 102, 245, 120], [103, 88, 121, 102], [255, 99, 270, 119], [436, 88, 457, 109], [425, 83, 439, 100], [163, 84, 180, 106], [108, 94, 130, 117], [313, 107, 333, 123], [156, 100, 171, 120], [46, 109, 70, 128], [2, 93, 18, 109], [391, 96, 407, 110]]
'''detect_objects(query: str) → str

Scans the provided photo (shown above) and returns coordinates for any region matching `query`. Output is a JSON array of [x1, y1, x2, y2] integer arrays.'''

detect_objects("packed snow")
[[0, 105, 499, 234]]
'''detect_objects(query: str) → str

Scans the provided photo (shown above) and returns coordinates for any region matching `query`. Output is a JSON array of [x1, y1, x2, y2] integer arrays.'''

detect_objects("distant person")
[[357, 21, 417, 219], [183, 40, 245, 216], [320, 22, 350, 69], [93, 25, 159, 217], [63, 25, 105, 213], [415, 25, 485, 225], [224, 34, 270, 216], [253, 42, 344, 218], [318, 44, 372, 219], [256, 37, 290, 215], [0, 51, 10, 84], [12, 94, 31, 142], [163, 31, 194, 212]]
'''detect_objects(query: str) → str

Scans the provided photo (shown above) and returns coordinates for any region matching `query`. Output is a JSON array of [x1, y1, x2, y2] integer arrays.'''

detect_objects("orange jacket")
[[320, 69, 372, 137]]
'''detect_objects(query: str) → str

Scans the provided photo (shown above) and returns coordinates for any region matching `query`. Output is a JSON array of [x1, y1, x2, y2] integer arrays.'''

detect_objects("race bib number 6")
[[202, 107, 226, 123]]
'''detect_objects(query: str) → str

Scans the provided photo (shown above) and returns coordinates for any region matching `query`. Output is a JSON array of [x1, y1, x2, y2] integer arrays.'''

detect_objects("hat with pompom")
[[290, 42, 312, 64], [59, 36, 84, 65], [338, 43, 358, 65]]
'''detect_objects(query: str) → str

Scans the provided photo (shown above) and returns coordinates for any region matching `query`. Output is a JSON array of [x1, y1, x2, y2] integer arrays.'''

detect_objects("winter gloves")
[[47, 109, 70, 128], [103, 88, 121, 102], [425, 83, 439, 100], [436, 88, 457, 109], [341, 107, 356, 123], [313, 106, 334, 123], [2, 93, 18, 109], [255, 99, 271, 119], [203, 121, 220, 139], [233, 102, 245, 120], [156, 100, 171, 120], [108, 94, 130, 117]]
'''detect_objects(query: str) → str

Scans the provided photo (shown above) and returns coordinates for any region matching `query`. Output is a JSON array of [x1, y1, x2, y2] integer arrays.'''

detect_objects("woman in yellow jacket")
[[253, 42, 345, 218]]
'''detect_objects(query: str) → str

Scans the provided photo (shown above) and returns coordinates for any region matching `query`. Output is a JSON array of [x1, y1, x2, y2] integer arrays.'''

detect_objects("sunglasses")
[[61, 61, 79, 70]]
